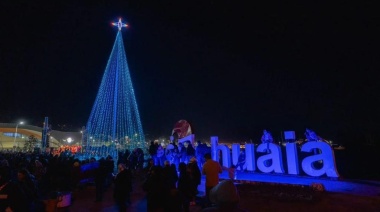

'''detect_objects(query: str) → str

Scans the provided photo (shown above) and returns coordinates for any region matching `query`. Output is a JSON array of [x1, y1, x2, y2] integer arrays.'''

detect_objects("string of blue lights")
[[85, 27, 145, 152]]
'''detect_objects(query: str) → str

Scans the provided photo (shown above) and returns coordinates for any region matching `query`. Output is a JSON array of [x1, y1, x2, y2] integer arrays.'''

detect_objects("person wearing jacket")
[[113, 163, 132, 212]]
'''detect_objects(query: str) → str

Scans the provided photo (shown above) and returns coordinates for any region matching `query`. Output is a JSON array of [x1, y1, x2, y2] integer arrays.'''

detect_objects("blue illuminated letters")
[[211, 136, 339, 178]]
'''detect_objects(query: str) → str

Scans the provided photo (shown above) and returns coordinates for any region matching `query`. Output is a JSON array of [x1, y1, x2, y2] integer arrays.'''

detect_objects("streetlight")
[[13, 121, 24, 148], [67, 137, 73, 143]]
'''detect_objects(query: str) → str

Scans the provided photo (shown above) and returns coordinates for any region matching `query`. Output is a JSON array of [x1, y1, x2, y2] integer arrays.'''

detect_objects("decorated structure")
[[84, 18, 145, 159], [171, 119, 195, 145]]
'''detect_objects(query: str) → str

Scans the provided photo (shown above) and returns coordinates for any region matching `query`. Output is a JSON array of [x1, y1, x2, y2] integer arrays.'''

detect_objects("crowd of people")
[[0, 139, 244, 212], [0, 150, 127, 211], [143, 140, 245, 211], [0, 151, 82, 211], [143, 140, 207, 211], [148, 140, 210, 170]]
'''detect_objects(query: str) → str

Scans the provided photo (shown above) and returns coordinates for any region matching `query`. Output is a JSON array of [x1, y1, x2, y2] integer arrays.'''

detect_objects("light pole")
[[80, 131, 84, 153], [13, 121, 24, 148]]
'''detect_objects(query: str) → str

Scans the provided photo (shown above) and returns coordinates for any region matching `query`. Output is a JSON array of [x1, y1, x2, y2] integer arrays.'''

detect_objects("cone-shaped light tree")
[[85, 18, 145, 152]]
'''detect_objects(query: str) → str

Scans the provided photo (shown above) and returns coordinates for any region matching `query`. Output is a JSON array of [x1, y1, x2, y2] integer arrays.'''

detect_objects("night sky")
[[0, 1, 379, 145]]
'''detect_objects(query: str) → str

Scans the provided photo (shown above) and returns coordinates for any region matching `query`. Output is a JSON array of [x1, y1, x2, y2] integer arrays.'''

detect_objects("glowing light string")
[[86, 18, 145, 152]]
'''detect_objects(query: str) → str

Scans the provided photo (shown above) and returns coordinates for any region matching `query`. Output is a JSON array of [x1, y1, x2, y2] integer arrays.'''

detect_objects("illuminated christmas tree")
[[85, 18, 145, 153]]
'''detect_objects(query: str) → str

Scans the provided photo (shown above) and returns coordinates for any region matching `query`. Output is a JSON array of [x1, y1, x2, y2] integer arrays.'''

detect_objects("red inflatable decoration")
[[172, 120, 192, 139]]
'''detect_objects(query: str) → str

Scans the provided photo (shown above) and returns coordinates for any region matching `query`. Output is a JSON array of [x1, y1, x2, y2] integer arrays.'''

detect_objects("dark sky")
[[0, 1, 379, 144]]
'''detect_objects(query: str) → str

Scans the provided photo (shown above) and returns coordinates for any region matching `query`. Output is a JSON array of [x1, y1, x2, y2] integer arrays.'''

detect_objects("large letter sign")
[[301, 141, 339, 177], [211, 136, 339, 178]]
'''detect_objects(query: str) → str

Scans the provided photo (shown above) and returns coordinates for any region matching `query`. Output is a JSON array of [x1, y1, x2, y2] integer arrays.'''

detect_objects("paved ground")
[[224, 171, 380, 196], [61, 171, 380, 212], [68, 180, 150, 212], [67, 174, 204, 212]]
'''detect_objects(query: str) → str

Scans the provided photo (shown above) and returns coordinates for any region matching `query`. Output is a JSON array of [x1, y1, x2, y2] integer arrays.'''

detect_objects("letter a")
[[301, 142, 339, 177], [257, 143, 284, 173]]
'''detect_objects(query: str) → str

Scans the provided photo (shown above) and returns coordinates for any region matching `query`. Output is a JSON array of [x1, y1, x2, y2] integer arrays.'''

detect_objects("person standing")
[[195, 141, 206, 169], [178, 142, 187, 164], [156, 145, 165, 167], [161, 161, 178, 211], [165, 142, 175, 164], [237, 150, 246, 171], [261, 129, 274, 154], [0, 167, 29, 212], [95, 158, 107, 202], [144, 159, 155, 179], [15, 169, 39, 211], [143, 166, 165, 211], [305, 128, 321, 154], [187, 157, 201, 206], [162, 161, 177, 190], [105, 155, 115, 187], [177, 162, 192, 212], [148, 141, 158, 165], [202, 153, 222, 207], [113, 163, 132, 212], [172, 147, 180, 170], [186, 142, 195, 164]]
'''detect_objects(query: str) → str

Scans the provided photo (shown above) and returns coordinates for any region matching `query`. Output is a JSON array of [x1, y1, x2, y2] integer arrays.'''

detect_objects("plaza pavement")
[[68, 172, 205, 212], [64, 170, 380, 211]]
